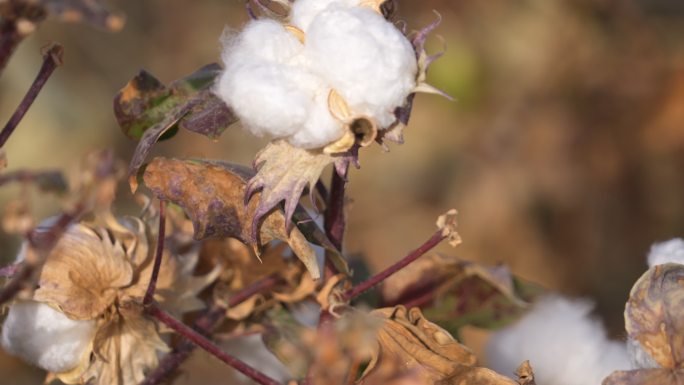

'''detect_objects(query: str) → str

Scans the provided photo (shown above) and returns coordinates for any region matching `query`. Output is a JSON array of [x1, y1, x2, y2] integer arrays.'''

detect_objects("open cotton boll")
[[290, 0, 362, 32], [306, 5, 417, 128], [486, 295, 631, 385], [1, 300, 96, 373], [646, 238, 684, 267]]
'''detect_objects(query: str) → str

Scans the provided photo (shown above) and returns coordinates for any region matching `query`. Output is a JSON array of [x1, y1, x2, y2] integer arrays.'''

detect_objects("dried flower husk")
[[6, 211, 217, 385]]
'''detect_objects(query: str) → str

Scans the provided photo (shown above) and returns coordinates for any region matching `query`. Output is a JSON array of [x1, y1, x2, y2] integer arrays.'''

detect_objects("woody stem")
[[344, 230, 446, 301], [143, 200, 166, 307], [0, 43, 63, 149], [148, 304, 282, 385]]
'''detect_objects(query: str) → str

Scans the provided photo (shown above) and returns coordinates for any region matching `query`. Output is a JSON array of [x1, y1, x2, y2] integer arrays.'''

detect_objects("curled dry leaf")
[[382, 254, 539, 332], [604, 263, 684, 385], [115, 64, 237, 190], [202, 240, 317, 321], [361, 306, 517, 385], [143, 157, 341, 280]]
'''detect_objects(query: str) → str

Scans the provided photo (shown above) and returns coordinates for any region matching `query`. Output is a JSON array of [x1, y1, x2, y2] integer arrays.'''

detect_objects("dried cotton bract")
[[0, 214, 217, 385], [216, 0, 418, 151]]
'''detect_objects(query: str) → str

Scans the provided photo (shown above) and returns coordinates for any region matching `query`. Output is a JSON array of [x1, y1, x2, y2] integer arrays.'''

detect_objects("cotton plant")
[[214, 0, 446, 231]]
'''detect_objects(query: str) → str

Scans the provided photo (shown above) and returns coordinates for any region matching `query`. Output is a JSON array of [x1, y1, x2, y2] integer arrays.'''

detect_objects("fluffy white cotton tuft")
[[305, 5, 417, 127], [290, 0, 361, 32], [486, 295, 631, 385], [216, 0, 418, 149], [1, 300, 96, 373], [646, 238, 684, 268]]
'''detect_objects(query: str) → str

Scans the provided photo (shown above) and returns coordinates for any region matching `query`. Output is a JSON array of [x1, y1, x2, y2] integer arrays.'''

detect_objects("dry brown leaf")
[[625, 263, 684, 369], [143, 157, 322, 279], [361, 306, 517, 385], [382, 254, 534, 331], [246, 140, 333, 235], [81, 303, 169, 385]]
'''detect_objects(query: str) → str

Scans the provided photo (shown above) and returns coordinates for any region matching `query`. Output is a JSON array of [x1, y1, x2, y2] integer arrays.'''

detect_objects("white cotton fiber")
[[290, 0, 361, 32], [216, 0, 419, 149], [646, 238, 684, 268], [486, 295, 631, 385], [305, 5, 417, 128], [2, 300, 96, 373]]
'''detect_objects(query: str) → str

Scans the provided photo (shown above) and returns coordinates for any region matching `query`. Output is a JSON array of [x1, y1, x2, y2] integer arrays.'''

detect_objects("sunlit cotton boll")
[[305, 4, 417, 128], [1, 300, 96, 373], [486, 295, 631, 385], [646, 238, 684, 267]]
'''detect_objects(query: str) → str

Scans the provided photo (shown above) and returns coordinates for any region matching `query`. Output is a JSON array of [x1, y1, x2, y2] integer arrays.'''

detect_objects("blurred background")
[[1, 0, 684, 383]]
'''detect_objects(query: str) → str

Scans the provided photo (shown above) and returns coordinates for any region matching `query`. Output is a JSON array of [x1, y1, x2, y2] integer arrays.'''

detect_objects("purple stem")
[[345, 230, 446, 301], [147, 304, 282, 385], [143, 200, 166, 306], [0, 43, 63, 148], [140, 275, 280, 385]]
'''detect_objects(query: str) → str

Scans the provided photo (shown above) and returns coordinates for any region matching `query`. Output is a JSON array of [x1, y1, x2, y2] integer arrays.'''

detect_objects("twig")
[[143, 200, 166, 306], [344, 230, 446, 300], [0, 43, 63, 149], [140, 275, 280, 385], [147, 304, 282, 385]]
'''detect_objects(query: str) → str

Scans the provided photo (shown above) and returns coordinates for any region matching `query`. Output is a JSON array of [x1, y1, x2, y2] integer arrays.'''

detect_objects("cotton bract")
[[215, 0, 417, 150]]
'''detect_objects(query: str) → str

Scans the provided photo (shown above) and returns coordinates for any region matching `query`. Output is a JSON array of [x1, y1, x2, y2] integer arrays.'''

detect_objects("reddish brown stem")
[[0, 43, 63, 148], [143, 200, 166, 307], [147, 304, 282, 385], [344, 230, 446, 301], [140, 275, 280, 385]]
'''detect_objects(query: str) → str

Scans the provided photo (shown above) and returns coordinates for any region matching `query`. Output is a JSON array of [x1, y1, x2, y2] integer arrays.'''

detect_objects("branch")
[[143, 200, 166, 306], [140, 275, 280, 385], [0, 43, 63, 149], [344, 230, 446, 301], [147, 304, 282, 385]]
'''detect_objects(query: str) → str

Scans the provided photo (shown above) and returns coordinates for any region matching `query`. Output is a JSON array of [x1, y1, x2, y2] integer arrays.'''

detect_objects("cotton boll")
[[487, 295, 631, 385], [646, 238, 684, 268], [2, 300, 96, 373], [305, 5, 417, 128], [290, 0, 362, 32]]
